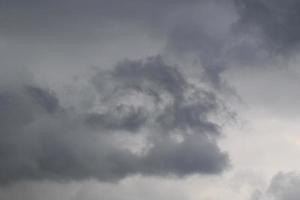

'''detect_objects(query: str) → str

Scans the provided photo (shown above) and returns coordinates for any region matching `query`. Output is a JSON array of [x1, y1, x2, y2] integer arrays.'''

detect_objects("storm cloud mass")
[[235, 0, 300, 52], [0, 56, 229, 184], [2, 0, 300, 199]]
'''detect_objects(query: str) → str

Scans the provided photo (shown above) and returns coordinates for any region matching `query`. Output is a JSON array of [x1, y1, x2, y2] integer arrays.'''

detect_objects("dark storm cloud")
[[1, 0, 298, 79], [167, 24, 228, 89], [164, 0, 300, 87], [0, 0, 285, 90], [253, 172, 300, 200], [88, 56, 230, 175], [3, 0, 298, 186], [0, 1, 238, 185], [91, 57, 223, 133], [0, 56, 229, 184], [85, 107, 147, 132], [234, 0, 300, 52]]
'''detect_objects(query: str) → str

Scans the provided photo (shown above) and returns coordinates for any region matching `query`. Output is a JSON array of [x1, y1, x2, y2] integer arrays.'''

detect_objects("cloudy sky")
[[2, 0, 300, 199]]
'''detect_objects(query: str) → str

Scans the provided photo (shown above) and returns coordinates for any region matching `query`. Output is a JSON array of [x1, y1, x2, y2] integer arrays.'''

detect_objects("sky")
[[1, 0, 300, 199]]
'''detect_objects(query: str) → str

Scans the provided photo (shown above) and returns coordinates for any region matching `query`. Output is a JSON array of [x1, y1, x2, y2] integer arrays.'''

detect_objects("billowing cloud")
[[0, 56, 230, 184], [3, 0, 300, 199]]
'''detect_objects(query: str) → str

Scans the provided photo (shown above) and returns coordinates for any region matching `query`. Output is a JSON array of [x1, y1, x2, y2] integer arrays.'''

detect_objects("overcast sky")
[[2, 0, 300, 199]]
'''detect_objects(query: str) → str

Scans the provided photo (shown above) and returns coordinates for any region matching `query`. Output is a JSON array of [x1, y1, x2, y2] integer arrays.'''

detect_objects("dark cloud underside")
[[0, 56, 229, 184], [2, 0, 300, 190], [234, 0, 300, 52]]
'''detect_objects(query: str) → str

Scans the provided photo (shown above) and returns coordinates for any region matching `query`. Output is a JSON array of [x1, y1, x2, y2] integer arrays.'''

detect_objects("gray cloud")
[[234, 0, 300, 53], [164, 0, 300, 89], [2, 0, 298, 73], [0, 56, 229, 184], [3, 1, 300, 199], [2, 0, 293, 90], [0, 0, 199, 41], [253, 172, 300, 200]]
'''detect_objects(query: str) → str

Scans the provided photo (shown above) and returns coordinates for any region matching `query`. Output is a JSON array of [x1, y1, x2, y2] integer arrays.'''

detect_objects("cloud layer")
[[0, 56, 229, 184], [253, 172, 300, 200], [2, 1, 300, 199]]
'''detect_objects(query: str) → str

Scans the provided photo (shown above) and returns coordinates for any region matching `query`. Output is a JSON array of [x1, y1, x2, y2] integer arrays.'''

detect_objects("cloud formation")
[[253, 172, 300, 200], [0, 56, 229, 184], [234, 0, 300, 53], [2, 1, 300, 199]]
